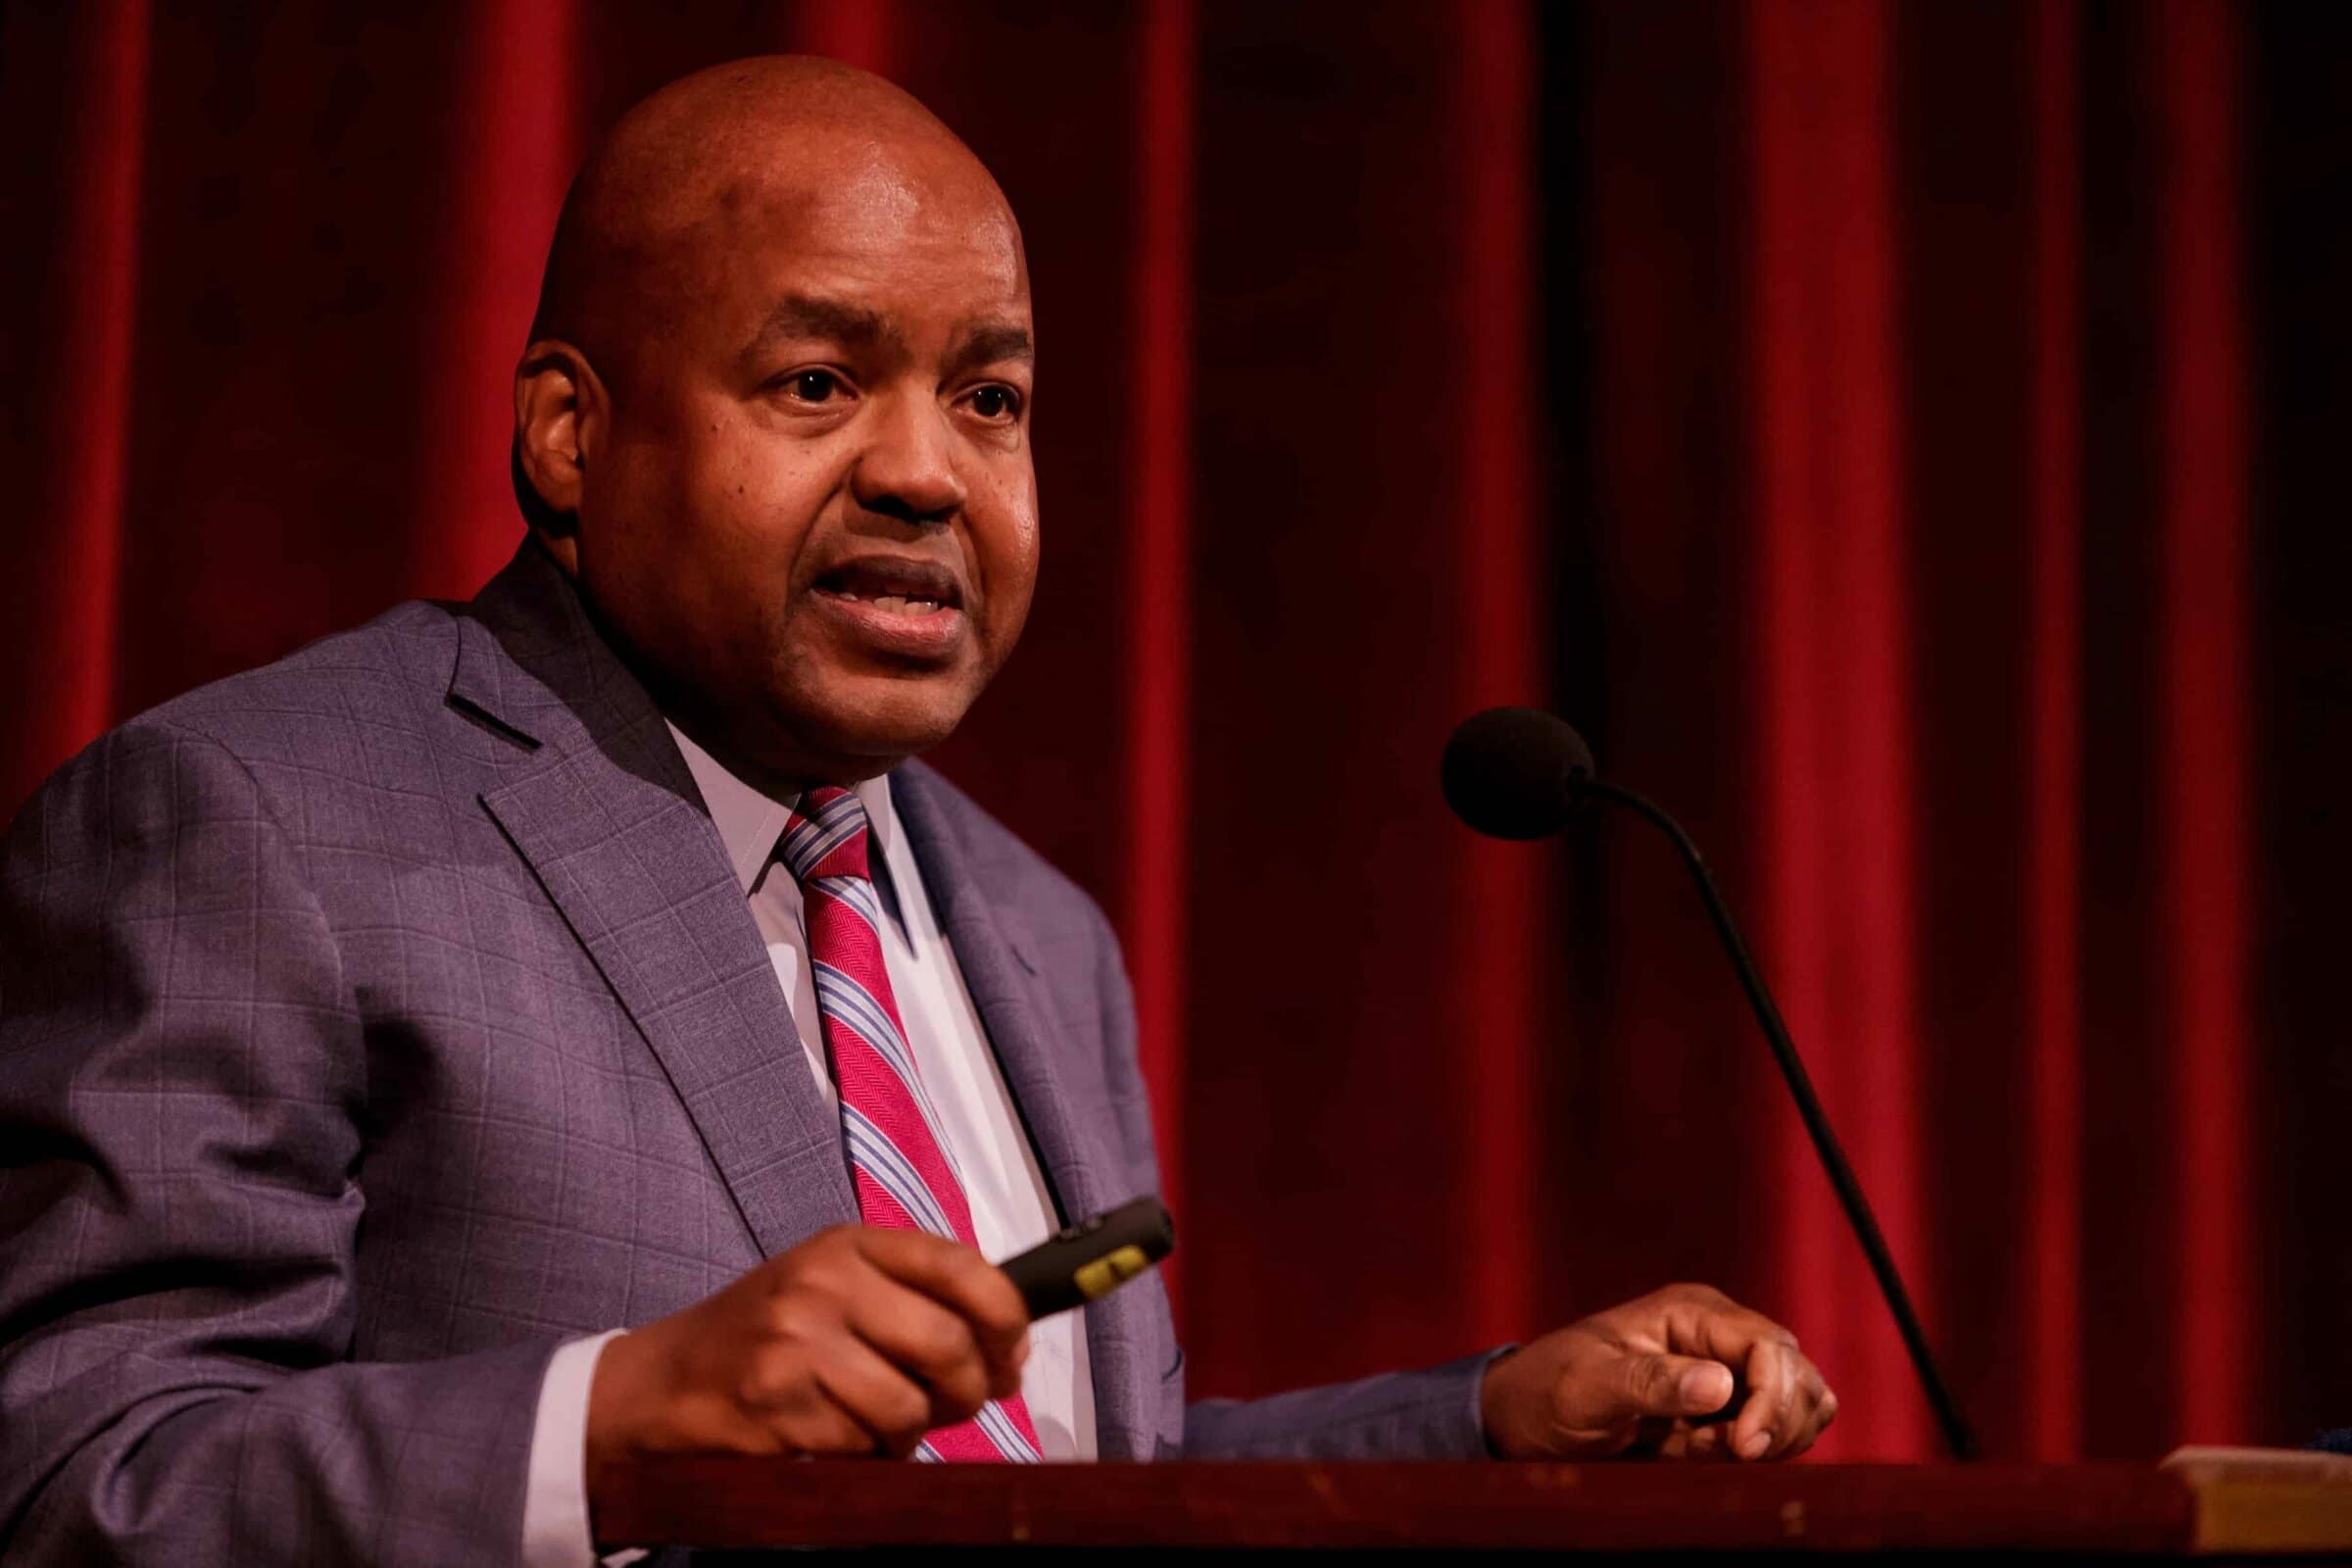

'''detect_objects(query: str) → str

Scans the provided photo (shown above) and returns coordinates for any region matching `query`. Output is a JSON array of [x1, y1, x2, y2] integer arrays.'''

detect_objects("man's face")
[[572, 141, 1039, 783]]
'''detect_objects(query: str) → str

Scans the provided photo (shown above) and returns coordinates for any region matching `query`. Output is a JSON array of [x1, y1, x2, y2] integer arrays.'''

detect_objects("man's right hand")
[[583, 1224, 1030, 1532]]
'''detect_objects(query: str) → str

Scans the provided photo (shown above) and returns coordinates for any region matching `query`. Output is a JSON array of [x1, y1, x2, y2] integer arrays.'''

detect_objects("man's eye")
[[785, 369, 844, 403], [969, 384, 1021, 421]]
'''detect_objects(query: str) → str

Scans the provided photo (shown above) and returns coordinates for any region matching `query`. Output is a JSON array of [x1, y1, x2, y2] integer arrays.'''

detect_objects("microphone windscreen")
[[1441, 708, 1596, 840]]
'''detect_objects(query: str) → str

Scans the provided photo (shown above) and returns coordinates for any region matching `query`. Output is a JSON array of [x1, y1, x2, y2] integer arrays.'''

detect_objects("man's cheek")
[[697, 489, 805, 608], [981, 499, 1042, 625], [1005, 522, 1042, 628]]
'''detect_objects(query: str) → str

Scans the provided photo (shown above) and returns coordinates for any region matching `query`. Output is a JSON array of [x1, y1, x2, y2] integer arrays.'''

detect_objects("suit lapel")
[[892, 763, 1158, 1459], [457, 548, 856, 1260]]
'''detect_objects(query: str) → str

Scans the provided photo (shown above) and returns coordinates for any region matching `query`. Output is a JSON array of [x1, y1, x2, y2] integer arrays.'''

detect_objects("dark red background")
[[5, 0, 2348, 1463]]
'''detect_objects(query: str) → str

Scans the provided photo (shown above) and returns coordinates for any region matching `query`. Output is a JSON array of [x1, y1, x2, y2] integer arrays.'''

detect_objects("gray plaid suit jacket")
[[0, 543, 1494, 1565]]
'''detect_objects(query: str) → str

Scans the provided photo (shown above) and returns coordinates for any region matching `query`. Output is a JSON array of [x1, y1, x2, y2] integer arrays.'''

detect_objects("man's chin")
[[781, 672, 977, 774]]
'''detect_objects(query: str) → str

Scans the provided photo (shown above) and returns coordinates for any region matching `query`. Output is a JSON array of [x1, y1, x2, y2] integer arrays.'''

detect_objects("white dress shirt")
[[519, 726, 1095, 1565]]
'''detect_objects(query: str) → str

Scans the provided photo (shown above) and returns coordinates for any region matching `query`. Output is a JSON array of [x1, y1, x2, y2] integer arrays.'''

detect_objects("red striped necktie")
[[782, 785, 1044, 1463]]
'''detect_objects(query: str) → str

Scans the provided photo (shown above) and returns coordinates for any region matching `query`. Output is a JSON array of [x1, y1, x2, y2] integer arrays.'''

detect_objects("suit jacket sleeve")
[[1182, 1350, 1504, 1459], [0, 720, 556, 1566]]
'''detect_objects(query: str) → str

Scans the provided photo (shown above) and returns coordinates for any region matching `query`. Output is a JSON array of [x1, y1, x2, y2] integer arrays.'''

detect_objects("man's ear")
[[513, 339, 605, 574]]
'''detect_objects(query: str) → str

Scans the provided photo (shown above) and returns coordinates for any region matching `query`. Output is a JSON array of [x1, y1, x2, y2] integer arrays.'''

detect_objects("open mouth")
[[807, 554, 971, 662], [811, 556, 966, 618]]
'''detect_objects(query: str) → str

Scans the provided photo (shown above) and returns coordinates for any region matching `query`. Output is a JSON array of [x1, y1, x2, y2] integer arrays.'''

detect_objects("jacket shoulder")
[[127, 599, 462, 760], [9, 599, 468, 850]]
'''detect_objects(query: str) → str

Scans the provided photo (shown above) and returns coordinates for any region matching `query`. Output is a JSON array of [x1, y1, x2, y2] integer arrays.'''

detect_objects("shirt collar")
[[664, 720, 900, 899]]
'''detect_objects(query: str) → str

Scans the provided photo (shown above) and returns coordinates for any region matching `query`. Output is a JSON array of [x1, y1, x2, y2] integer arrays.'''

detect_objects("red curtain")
[[4, 0, 2344, 1462]]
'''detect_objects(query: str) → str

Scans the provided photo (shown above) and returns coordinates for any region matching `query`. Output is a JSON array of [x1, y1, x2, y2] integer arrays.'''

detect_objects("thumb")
[[1605, 1353, 1735, 1421]]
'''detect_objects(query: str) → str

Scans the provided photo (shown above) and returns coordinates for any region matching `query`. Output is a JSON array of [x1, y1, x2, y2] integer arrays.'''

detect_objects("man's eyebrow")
[[752, 294, 900, 352], [947, 321, 1035, 371]]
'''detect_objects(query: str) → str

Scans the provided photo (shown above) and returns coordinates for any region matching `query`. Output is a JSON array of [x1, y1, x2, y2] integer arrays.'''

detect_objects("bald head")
[[532, 56, 1023, 393], [511, 55, 1043, 793]]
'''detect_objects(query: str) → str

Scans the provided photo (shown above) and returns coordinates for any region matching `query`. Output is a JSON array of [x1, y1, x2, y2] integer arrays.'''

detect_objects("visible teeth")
[[829, 587, 947, 615]]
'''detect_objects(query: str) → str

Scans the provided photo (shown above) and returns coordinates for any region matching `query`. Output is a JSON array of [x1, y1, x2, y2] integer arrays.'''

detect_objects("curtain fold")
[[8, 0, 145, 798], [411, 0, 583, 599], [1121, 0, 1198, 1279], [2023, 0, 2085, 1465], [2151, 0, 2254, 1447], [1747, 0, 1928, 1461]]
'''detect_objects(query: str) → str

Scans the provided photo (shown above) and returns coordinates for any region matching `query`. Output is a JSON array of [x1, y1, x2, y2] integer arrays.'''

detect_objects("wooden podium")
[[598, 1448, 2352, 1555]]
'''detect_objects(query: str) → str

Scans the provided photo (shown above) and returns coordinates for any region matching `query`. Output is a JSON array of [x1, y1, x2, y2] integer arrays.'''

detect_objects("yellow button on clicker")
[[1072, 1245, 1151, 1300]]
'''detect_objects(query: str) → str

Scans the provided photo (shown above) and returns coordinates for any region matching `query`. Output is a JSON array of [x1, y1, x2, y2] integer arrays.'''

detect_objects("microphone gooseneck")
[[1444, 708, 1980, 1463]]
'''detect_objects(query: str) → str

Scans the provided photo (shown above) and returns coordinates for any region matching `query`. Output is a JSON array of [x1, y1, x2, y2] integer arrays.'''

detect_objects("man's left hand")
[[1480, 1283, 1837, 1462]]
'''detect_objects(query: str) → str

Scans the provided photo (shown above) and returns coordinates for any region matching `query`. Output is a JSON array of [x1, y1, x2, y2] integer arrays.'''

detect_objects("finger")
[[1662, 1292, 1799, 1376], [1773, 1391, 1822, 1460], [1762, 1371, 1820, 1461], [1655, 1295, 1794, 1456], [844, 1277, 996, 1425], [736, 1341, 902, 1457], [1655, 1419, 1738, 1462], [856, 1228, 1031, 1390], [1780, 1374, 1838, 1460], [1596, 1352, 1738, 1423], [1731, 1340, 1799, 1461], [806, 1335, 940, 1458], [774, 1397, 884, 1458]]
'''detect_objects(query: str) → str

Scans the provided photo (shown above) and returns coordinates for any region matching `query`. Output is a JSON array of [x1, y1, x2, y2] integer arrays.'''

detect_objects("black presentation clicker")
[[999, 1195, 1175, 1321]]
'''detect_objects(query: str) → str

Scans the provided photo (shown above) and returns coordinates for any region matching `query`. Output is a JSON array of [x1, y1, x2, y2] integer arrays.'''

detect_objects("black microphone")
[[1443, 706, 1979, 1462]]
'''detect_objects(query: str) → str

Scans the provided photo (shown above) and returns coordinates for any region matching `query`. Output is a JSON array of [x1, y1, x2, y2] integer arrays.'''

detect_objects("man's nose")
[[849, 389, 966, 525]]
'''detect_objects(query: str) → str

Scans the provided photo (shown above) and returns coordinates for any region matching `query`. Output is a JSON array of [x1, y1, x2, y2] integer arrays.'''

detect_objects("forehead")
[[693, 141, 1029, 343]]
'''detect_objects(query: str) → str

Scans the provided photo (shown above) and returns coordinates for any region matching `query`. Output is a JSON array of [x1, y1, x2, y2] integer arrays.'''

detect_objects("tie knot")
[[782, 785, 872, 884]]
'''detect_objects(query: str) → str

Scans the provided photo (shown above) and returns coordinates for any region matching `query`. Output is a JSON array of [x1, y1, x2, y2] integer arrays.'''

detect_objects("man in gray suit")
[[0, 57, 1834, 1565]]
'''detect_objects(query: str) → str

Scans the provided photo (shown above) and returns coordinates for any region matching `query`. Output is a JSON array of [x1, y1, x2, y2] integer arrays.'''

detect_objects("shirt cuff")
[[521, 1329, 627, 1568]]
